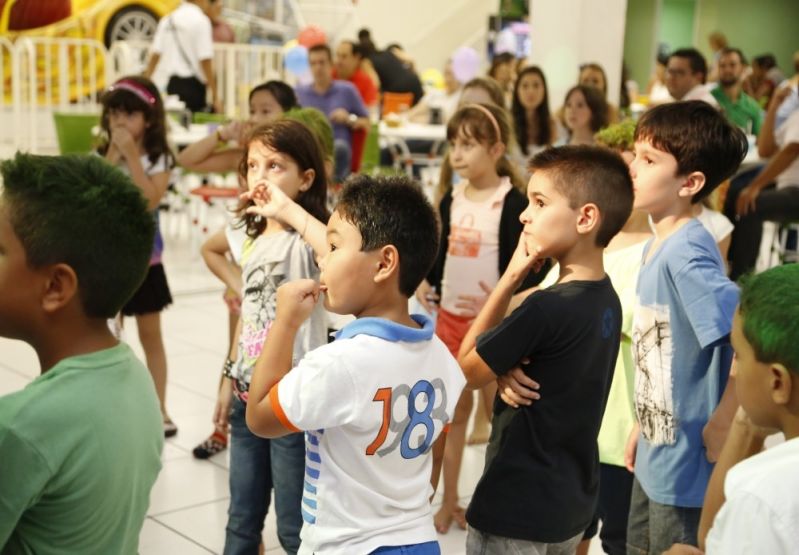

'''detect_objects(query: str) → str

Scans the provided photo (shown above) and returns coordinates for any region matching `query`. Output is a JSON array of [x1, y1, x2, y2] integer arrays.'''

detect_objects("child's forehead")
[[526, 170, 564, 198], [634, 138, 670, 157]]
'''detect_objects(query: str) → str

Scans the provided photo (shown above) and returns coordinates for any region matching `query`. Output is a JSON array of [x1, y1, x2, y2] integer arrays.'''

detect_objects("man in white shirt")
[[144, 0, 220, 113], [666, 48, 719, 107]]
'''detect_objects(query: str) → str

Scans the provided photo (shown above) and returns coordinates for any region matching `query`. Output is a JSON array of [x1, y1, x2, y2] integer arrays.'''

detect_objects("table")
[[378, 121, 447, 176]]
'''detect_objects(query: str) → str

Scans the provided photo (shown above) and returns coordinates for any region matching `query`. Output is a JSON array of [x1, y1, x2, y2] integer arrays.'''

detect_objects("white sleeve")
[[705, 494, 796, 554], [270, 347, 359, 431], [150, 18, 166, 55], [195, 16, 214, 61], [780, 110, 799, 146]]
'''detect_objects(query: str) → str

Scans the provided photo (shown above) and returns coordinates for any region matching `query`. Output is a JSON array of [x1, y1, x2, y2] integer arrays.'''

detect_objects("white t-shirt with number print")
[[269, 314, 465, 555]]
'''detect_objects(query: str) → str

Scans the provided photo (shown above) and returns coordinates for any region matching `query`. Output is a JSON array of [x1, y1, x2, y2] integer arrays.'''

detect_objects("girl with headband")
[[417, 102, 549, 534], [98, 76, 178, 438]]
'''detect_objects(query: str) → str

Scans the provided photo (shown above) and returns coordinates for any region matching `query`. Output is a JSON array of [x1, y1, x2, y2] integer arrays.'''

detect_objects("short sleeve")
[[270, 347, 359, 431], [0, 429, 53, 544], [195, 16, 214, 61], [673, 252, 738, 349], [705, 493, 796, 554], [476, 294, 551, 376], [780, 110, 799, 145], [149, 18, 166, 55]]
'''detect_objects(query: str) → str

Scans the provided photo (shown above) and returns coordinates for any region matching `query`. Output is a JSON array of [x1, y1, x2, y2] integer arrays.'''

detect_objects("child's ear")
[[490, 141, 506, 161], [770, 363, 793, 406], [373, 245, 400, 286], [678, 171, 706, 199], [41, 264, 79, 314], [299, 168, 316, 192], [576, 203, 600, 237]]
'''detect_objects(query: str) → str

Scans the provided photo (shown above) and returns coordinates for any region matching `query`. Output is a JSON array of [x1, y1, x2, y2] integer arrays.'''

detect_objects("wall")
[[695, 0, 799, 76], [660, 0, 695, 53], [623, 0, 659, 90]]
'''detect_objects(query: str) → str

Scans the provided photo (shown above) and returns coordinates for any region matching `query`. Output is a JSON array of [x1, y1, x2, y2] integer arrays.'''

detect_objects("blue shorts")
[[370, 541, 441, 555]]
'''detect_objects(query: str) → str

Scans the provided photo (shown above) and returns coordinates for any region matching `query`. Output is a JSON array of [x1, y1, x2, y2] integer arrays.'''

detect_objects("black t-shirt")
[[467, 276, 622, 543], [368, 50, 424, 104]]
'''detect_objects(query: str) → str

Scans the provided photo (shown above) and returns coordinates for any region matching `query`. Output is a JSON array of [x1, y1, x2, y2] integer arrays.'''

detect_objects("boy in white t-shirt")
[[243, 174, 466, 555]]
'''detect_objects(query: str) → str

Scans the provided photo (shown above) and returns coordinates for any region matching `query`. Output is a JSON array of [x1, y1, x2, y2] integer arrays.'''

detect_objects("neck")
[[650, 206, 694, 239], [556, 243, 605, 283], [607, 210, 653, 252], [722, 82, 742, 101], [264, 217, 289, 234], [467, 169, 502, 192], [569, 127, 594, 145], [29, 317, 118, 375], [356, 295, 417, 328], [313, 77, 332, 93]]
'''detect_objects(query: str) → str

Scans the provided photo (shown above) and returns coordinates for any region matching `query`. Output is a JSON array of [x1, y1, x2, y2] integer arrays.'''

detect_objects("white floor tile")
[[147, 456, 230, 516], [139, 518, 214, 555]]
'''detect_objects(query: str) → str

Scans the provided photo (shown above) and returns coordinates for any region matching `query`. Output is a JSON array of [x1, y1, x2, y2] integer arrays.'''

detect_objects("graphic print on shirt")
[[448, 213, 481, 258], [366, 378, 450, 459], [633, 303, 675, 445], [240, 261, 284, 373]]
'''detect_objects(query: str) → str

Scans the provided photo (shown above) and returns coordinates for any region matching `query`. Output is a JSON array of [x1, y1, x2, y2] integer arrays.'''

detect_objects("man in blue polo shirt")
[[711, 48, 763, 135], [296, 44, 370, 183]]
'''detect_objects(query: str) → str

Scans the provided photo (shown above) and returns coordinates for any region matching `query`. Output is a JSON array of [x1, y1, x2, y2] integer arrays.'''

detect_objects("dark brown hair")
[[237, 120, 330, 238], [512, 66, 553, 154], [634, 100, 748, 203], [529, 145, 633, 247], [563, 85, 610, 133], [98, 75, 174, 169]]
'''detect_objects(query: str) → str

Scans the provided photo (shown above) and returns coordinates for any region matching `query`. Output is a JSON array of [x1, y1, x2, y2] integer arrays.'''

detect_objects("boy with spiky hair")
[[0, 154, 163, 553]]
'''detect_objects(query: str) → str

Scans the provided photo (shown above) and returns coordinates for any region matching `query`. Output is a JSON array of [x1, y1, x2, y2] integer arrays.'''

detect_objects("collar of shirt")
[[452, 176, 512, 208], [335, 314, 433, 342]]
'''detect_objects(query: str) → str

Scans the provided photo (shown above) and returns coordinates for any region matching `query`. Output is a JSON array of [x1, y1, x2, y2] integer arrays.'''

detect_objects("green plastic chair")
[[192, 112, 227, 125], [52, 112, 100, 154]]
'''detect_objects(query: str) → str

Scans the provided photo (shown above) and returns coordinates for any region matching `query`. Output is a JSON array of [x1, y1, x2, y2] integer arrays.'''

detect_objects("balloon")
[[451, 47, 480, 83], [283, 39, 298, 52], [421, 68, 444, 90], [284, 45, 309, 76], [494, 28, 517, 55], [297, 25, 327, 48]]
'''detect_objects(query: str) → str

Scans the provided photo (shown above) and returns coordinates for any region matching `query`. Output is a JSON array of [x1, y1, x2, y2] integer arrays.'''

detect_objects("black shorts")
[[167, 75, 207, 113], [121, 263, 172, 316]]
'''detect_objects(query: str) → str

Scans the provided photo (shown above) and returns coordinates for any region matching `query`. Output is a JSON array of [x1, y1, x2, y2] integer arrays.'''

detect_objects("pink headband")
[[108, 79, 157, 105], [465, 103, 502, 144]]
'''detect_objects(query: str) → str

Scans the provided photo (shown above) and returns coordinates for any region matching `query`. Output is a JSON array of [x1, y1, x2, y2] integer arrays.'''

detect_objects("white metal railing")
[[1, 37, 284, 155]]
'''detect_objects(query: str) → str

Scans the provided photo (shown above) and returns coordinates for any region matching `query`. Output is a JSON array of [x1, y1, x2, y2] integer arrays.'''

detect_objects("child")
[[98, 76, 177, 436], [664, 264, 799, 554], [242, 173, 465, 554], [560, 85, 610, 146], [458, 145, 634, 553], [417, 102, 546, 533], [624, 101, 748, 555], [0, 154, 163, 552], [217, 119, 330, 554]]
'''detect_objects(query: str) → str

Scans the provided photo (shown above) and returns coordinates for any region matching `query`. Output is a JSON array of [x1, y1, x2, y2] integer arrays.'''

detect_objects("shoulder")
[[661, 221, 720, 267]]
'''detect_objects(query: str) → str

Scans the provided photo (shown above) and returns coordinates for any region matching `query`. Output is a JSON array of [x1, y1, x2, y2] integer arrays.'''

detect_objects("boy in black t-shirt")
[[458, 145, 634, 554]]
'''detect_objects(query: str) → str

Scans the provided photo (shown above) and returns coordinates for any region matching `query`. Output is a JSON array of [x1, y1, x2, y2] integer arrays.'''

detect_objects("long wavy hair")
[[512, 66, 553, 155], [236, 119, 330, 238]]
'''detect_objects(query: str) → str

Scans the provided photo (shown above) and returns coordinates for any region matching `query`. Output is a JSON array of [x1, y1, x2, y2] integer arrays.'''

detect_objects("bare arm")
[[143, 52, 160, 78], [176, 122, 246, 173], [200, 58, 220, 111], [126, 159, 170, 211], [200, 228, 242, 294], [758, 86, 792, 157]]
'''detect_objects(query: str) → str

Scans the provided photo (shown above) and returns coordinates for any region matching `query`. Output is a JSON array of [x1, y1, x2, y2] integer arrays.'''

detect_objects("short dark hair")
[[719, 47, 747, 65], [529, 145, 633, 247], [668, 48, 708, 83], [634, 101, 748, 203], [738, 264, 799, 374], [308, 44, 332, 61], [249, 80, 298, 112], [753, 54, 777, 70], [335, 174, 439, 297], [339, 39, 364, 59], [0, 153, 154, 318]]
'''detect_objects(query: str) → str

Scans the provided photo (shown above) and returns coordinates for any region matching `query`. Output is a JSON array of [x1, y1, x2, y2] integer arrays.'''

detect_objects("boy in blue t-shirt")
[[625, 101, 748, 555]]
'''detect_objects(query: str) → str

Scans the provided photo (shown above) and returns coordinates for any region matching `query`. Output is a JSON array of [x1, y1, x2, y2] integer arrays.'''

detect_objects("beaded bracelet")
[[222, 358, 235, 379]]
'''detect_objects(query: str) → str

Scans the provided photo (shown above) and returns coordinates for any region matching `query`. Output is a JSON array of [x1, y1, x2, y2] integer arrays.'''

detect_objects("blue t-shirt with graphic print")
[[633, 218, 738, 507]]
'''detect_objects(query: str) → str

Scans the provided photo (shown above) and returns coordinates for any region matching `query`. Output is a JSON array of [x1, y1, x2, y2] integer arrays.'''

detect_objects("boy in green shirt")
[[0, 154, 163, 554]]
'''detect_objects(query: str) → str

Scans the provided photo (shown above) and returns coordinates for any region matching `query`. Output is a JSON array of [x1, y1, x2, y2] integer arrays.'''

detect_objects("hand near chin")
[[275, 279, 321, 328], [242, 181, 292, 219], [504, 233, 544, 287]]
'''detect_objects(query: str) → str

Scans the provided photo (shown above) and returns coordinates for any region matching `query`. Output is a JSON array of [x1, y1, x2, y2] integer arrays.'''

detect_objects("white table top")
[[379, 121, 447, 142]]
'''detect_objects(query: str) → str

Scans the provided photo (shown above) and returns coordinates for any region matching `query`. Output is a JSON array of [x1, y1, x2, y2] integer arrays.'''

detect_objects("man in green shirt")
[[712, 47, 764, 135], [0, 154, 163, 554]]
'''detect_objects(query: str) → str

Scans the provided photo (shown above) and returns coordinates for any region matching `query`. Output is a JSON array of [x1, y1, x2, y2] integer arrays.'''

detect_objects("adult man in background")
[[666, 48, 719, 107], [712, 48, 763, 135]]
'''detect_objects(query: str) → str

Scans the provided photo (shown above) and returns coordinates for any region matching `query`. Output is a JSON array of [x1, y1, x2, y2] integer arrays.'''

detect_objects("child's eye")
[[536, 199, 545, 208], [329, 243, 337, 252]]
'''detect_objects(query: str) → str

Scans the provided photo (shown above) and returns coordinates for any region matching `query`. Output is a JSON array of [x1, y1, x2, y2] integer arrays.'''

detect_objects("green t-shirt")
[[711, 87, 763, 135], [0, 343, 163, 554], [538, 240, 646, 466]]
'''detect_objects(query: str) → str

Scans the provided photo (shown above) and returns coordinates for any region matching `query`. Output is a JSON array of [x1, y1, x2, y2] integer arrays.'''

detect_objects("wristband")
[[222, 358, 235, 379]]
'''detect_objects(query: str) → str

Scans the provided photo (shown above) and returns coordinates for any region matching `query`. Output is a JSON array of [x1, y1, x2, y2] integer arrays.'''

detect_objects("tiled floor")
[[0, 213, 606, 555]]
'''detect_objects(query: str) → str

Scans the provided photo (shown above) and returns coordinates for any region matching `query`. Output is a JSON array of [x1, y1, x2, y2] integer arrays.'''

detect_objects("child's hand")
[[503, 233, 544, 288], [222, 289, 242, 315], [110, 126, 138, 159], [732, 405, 780, 440], [415, 279, 439, 314], [454, 281, 492, 318], [242, 181, 293, 220], [275, 279, 321, 329], [219, 120, 245, 143], [663, 545, 703, 555], [624, 422, 640, 472], [497, 360, 540, 408], [214, 378, 234, 429]]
